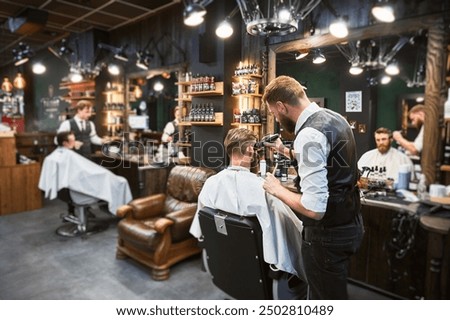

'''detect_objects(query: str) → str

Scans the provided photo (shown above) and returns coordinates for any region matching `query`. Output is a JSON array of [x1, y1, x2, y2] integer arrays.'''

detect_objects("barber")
[[261, 75, 364, 300], [56, 100, 108, 159]]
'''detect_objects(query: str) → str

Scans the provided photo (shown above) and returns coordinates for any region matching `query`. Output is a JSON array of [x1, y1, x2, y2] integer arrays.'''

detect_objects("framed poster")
[[345, 91, 362, 112], [310, 97, 325, 108]]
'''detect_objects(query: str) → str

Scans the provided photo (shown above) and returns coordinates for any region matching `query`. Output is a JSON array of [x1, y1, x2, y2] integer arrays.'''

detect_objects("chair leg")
[[152, 268, 170, 281], [116, 249, 128, 259]]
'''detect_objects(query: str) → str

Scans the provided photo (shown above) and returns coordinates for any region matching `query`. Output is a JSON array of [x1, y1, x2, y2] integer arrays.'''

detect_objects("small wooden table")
[[419, 214, 450, 299]]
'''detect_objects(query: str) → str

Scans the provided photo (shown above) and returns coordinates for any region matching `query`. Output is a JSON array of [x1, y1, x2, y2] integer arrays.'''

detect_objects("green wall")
[[277, 59, 423, 131]]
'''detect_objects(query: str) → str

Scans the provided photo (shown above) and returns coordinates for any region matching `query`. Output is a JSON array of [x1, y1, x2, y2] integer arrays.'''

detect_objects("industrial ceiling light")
[[153, 81, 164, 92], [385, 61, 399, 75], [12, 42, 32, 66], [216, 19, 234, 38], [136, 50, 154, 70], [98, 43, 129, 62], [216, 6, 240, 38], [236, 0, 321, 37], [108, 63, 120, 75], [114, 46, 129, 62], [329, 16, 348, 38], [312, 49, 326, 64], [371, 0, 395, 23], [295, 49, 310, 60], [349, 63, 364, 75], [380, 75, 392, 84], [32, 62, 46, 74], [48, 39, 73, 58], [183, 2, 207, 26]]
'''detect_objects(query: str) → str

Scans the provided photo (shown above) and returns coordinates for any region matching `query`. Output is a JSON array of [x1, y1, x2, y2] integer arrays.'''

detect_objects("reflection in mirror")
[[127, 65, 183, 134], [399, 93, 424, 140]]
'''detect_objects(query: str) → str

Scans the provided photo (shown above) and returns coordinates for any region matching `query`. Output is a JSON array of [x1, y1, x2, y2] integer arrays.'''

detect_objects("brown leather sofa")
[[115, 165, 215, 280]]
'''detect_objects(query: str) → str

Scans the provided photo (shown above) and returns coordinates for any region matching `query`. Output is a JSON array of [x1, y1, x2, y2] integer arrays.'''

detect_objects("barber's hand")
[[392, 130, 403, 143], [102, 136, 111, 144], [264, 138, 285, 154], [263, 172, 283, 197], [74, 141, 83, 150]]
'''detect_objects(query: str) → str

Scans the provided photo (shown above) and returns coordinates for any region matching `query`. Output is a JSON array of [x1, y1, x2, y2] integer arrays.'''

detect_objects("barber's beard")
[[278, 112, 296, 134]]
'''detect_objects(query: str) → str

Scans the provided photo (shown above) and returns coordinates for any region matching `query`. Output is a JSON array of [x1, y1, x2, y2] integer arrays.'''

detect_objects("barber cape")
[[190, 166, 305, 279], [38, 147, 132, 214]]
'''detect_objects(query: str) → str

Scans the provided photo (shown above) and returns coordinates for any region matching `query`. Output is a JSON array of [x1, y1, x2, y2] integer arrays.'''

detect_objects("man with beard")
[[358, 127, 414, 182], [261, 75, 364, 300], [393, 104, 425, 157]]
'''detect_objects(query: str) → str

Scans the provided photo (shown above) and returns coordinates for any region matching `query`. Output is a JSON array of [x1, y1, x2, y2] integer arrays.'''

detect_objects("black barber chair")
[[198, 207, 307, 300], [56, 188, 109, 237]]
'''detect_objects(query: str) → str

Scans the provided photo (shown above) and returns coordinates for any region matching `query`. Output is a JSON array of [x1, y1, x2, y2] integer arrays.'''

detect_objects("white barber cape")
[[190, 166, 305, 279], [357, 147, 414, 182], [38, 147, 132, 214]]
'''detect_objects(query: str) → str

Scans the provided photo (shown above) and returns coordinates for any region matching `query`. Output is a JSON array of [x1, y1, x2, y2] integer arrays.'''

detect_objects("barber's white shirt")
[[56, 115, 103, 145], [358, 147, 414, 182], [293, 102, 329, 213], [414, 126, 424, 153], [190, 166, 305, 278]]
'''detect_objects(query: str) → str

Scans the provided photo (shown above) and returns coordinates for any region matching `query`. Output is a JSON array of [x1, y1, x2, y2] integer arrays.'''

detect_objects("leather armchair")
[[115, 165, 215, 280]]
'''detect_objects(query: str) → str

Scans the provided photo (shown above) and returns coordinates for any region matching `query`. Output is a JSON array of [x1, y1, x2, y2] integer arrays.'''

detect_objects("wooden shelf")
[[62, 96, 95, 100], [184, 112, 223, 126], [232, 74, 263, 79], [188, 82, 224, 96], [232, 93, 262, 98], [176, 142, 192, 147], [231, 122, 262, 126], [440, 165, 450, 172]]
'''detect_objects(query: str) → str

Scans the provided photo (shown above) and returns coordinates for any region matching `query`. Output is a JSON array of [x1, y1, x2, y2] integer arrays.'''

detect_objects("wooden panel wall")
[[0, 162, 42, 215]]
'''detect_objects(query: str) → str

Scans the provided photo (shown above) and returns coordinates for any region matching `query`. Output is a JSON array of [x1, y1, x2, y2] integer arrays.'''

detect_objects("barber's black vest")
[[69, 118, 92, 158], [293, 108, 360, 227]]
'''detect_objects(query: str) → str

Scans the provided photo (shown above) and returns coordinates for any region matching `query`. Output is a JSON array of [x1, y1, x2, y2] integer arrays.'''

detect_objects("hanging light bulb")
[[329, 17, 349, 38], [349, 64, 364, 75], [385, 61, 400, 75], [312, 49, 326, 64], [380, 75, 392, 84], [216, 20, 234, 38], [153, 81, 164, 92], [32, 62, 46, 74], [295, 49, 309, 60], [134, 85, 143, 99], [108, 63, 120, 75], [371, 1, 395, 23], [183, 3, 206, 26], [13, 73, 26, 89]]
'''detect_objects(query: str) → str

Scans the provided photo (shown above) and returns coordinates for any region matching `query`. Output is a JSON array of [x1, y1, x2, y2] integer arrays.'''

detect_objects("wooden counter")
[[0, 162, 42, 215], [349, 196, 450, 299], [282, 176, 449, 299]]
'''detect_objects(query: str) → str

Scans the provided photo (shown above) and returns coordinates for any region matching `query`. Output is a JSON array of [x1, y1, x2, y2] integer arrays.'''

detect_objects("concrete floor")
[[0, 198, 390, 300]]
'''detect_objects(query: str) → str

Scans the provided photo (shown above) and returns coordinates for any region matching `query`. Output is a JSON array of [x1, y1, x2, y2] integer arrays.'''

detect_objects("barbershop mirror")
[[126, 65, 182, 134], [398, 93, 424, 141], [268, 21, 437, 176]]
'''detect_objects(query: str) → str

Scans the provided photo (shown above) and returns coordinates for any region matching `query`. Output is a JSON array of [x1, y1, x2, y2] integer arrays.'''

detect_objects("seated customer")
[[39, 131, 132, 214], [358, 127, 413, 182], [190, 128, 305, 281]]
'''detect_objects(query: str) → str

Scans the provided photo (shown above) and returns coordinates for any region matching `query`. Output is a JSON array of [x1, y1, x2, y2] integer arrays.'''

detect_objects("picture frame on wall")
[[345, 91, 362, 112], [310, 97, 325, 108]]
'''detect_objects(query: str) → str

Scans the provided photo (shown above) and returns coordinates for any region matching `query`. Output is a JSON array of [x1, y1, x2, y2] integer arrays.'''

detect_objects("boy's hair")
[[224, 128, 258, 157]]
